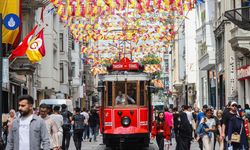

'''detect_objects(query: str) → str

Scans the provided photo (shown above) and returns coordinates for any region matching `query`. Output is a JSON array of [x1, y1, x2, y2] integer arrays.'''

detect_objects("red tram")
[[98, 58, 154, 149]]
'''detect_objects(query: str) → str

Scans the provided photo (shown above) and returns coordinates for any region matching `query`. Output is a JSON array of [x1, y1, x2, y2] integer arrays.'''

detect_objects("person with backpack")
[[196, 108, 217, 150], [72, 107, 85, 150], [174, 109, 193, 150], [196, 105, 208, 150], [61, 104, 72, 150]]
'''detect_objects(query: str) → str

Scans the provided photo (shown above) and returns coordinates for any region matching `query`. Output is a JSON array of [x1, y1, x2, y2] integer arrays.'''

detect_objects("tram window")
[[107, 82, 112, 106], [115, 82, 126, 105], [127, 82, 137, 105], [140, 81, 145, 106]]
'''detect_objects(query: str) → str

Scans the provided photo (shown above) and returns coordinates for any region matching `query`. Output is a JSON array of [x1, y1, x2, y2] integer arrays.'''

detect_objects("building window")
[[71, 62, 75, 77], [59, 33, 64, 52], [53, 48, 57, 68], [60, 63, 64, 83], [218, 1, 221, 16], [241, 0, 249, 19], [72, 40, 75, 50]]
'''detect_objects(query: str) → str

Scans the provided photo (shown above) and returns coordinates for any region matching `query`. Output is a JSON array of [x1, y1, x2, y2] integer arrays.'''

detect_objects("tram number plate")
[[104, 122, 112, 126]]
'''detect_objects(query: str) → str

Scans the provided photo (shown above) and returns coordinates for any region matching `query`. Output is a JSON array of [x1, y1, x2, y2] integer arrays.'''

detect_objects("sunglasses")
[[231, 104, 237, 107]]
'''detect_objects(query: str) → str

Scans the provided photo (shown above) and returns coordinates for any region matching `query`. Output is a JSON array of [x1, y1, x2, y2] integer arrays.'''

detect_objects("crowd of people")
[[152, 102, 250, 150], [2, 95, 100, 150], [3, 94, 250, 150]]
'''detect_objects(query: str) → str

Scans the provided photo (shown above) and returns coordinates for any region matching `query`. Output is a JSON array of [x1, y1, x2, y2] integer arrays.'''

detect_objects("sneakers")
[[89, 138, 92, 142]]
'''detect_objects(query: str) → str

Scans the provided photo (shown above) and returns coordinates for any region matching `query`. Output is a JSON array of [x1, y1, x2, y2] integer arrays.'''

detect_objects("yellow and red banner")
[[0, 0, 20, 44], [26, 29, 46, 63]]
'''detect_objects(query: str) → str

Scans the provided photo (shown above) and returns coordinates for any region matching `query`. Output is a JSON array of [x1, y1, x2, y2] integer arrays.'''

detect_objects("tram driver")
[[116, 91, 135, 105]]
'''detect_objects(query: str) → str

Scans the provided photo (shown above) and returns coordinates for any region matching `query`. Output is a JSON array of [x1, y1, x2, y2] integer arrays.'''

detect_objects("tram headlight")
[[121, 116, 131, 127]]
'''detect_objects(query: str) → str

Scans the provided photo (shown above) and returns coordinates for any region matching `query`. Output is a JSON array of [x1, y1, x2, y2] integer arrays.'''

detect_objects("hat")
[[231, 101, 237, 106]]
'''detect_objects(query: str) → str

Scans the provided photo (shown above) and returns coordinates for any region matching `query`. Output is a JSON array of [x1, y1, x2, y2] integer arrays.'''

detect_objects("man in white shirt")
[[6, 95, 50, 150], [39, 104, 60, 150], [80, 108, 89, 141]]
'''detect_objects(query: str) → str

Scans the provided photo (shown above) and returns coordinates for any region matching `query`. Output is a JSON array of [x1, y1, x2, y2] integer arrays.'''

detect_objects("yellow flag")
[[0, 0, 20, 44]]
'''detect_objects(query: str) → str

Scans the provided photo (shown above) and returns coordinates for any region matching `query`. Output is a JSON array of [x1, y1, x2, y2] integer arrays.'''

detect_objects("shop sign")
[[237, 65, 250, 80], [3, 58, 9, 83]]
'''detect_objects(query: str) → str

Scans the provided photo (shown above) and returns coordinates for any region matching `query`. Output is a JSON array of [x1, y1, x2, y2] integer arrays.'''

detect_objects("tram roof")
[[99, 71, 150, 81]]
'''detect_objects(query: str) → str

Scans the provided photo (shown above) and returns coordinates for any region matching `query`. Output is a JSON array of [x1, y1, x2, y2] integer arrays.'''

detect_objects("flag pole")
[[0, 13, 3, 139]]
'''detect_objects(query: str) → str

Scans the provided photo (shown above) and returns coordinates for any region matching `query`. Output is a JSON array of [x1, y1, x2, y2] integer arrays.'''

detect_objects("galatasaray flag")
[[26, 28, 46, 63], [9, 25, 38, 60], [0, 0, 20, 44]]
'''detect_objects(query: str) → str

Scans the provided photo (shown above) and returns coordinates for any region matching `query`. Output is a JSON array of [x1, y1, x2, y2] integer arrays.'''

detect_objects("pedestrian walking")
[[196, 105, 208, 150], [196, 108, 217, 150], [50, 105, 64, 148], [39, 103, 60, 150], [6, 95, 50, 150], [7, 109, 16, 133], [89, 108, 99, 142], [3, 109, 16, 147], [221, 101, 237, 150], [81, 108, 90, 141], [183, 105, 195, 140], [61, 104, 72, 150], [215, 110, 224, 150], [174, 109, 193, 150], [227, 102, 248, 150], [164, 107, 173, 145], [151, 111, 171, 150], [72, 107, 85, 150]]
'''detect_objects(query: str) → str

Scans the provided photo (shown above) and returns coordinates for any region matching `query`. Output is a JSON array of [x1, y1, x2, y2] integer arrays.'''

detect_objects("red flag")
[[9, 25, 38, 60], [37, 29, 46, 56], [25, 28, 46, 63]]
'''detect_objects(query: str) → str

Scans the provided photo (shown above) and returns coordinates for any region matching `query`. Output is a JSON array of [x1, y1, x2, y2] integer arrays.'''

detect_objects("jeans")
[[62, 130, 71, 150], [156, 132, 164, 150], [83, 125, 89, 139], [73, 129, 84, 150], [89, 126, 97, 141]]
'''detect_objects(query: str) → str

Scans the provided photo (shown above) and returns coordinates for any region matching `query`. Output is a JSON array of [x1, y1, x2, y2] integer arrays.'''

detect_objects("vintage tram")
[[98, 58, 154, 149]]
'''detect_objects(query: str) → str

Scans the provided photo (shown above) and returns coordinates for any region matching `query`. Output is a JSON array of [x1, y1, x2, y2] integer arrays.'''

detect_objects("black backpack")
[[61, 110, 71, 131], [73, 114, 85, 130]]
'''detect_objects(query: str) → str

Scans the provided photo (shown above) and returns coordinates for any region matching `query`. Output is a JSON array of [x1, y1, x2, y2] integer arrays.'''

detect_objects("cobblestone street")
[[68, 135, 208, 150]]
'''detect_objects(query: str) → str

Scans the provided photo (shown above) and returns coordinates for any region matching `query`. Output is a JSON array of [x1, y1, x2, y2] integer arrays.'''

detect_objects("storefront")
[[237, 65, 250, 105]]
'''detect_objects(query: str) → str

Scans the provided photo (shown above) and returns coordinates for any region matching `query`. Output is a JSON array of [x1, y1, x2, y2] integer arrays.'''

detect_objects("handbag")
[[231, 123, 243, 143]]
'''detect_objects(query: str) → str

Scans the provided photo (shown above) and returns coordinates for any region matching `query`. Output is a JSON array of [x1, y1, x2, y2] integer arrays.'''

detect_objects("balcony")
[[9, 57, 36, 75], [225, 6, 250, 31], [198, 43, 215, 70], [22, 0, 50, 8], [229, 27, 250, 56]]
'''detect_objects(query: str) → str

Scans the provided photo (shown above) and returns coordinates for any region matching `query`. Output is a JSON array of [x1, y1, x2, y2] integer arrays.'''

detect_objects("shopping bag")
[[228, 144, 233, 150], [152, 138, 159, 149], [164, 139, 170, 150]]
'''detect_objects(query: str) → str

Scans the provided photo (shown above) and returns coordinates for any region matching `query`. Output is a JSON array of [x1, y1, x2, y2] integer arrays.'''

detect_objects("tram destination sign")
[[112, 62, 139, 71]]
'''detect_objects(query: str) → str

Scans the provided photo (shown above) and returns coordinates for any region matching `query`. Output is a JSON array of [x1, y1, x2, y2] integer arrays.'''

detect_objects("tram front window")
[[115, 82, 137, 105], [127, 82, 136, 105]]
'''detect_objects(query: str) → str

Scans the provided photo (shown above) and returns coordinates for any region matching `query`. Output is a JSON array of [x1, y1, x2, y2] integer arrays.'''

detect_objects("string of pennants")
[[49, 0, 196, 69]]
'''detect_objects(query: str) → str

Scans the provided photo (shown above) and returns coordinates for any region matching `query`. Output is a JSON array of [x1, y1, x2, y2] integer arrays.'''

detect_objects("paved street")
[[68, 135, 205, 150]]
